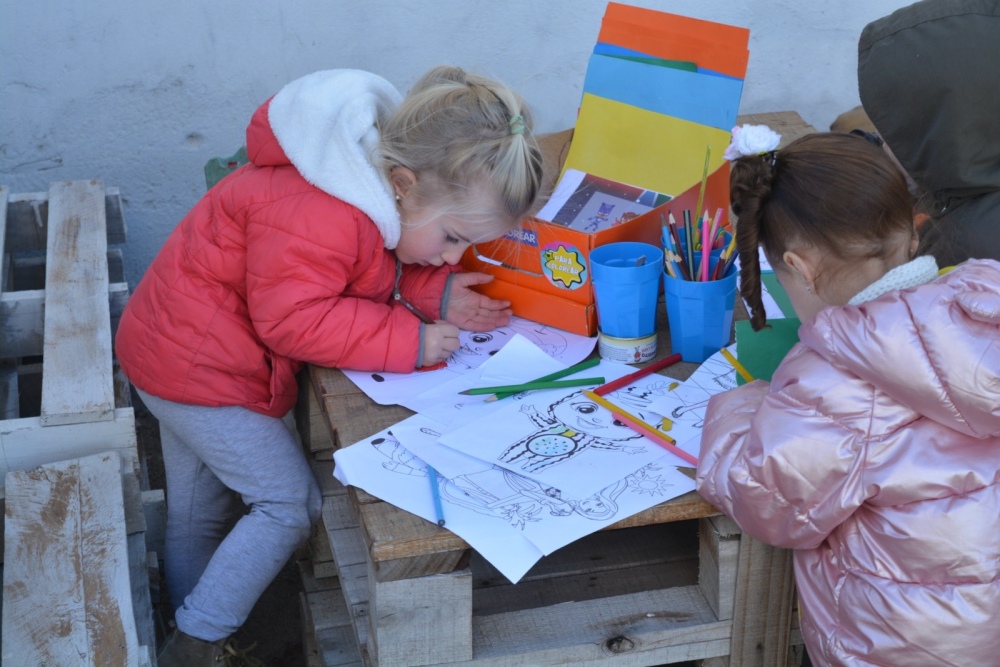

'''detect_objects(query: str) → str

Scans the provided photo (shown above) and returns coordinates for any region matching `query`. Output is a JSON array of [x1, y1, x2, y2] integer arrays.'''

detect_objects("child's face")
[[396, 193, 513, 266]]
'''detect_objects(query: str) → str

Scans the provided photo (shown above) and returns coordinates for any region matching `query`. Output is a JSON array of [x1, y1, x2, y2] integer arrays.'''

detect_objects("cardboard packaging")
[[461, 130, 731, 336]]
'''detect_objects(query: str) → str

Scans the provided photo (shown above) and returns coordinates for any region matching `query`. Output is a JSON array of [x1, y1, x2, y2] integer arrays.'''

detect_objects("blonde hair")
[[378, 66, 544, 224]]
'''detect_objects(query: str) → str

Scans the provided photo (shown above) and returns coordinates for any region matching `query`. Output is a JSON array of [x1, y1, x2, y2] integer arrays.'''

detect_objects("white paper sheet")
[[342, 316, 598, 406], [438, 384, 670, 498], [332, 419, 545, 584], [335, 414, 695, 563]]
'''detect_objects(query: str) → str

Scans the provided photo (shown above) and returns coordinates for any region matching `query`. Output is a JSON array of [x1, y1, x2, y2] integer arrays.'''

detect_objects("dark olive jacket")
[[859, 0, 1000, 265]]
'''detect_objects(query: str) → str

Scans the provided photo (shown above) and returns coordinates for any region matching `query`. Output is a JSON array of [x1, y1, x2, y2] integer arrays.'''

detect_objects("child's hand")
[[421, 321, 460, 367], [445, 273, 512, 331]]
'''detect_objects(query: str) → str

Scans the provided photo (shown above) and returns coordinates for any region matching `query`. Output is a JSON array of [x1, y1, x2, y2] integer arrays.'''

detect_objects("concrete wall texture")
[[1, 0, 914, 287]]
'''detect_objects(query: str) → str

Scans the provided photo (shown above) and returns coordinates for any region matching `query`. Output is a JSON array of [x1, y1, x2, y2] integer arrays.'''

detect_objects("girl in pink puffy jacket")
[[121, 66, 544, 666], [697, 131, 1000, 666]]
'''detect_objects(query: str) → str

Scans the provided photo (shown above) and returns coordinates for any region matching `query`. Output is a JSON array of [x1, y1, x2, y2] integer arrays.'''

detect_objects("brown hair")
[[378, 66, 544, 225], [730, 132, 915, 330]]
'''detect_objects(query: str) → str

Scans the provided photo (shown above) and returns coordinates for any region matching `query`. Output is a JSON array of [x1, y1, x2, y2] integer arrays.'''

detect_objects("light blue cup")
[[663, 253, 738, 363], [589, 242, 664, 339]]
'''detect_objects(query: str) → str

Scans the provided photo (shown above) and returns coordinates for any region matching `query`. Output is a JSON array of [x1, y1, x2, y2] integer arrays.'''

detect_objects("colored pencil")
[[694, 144, 711, 229], [660, 214, 683, 280], [700, 211, 712, 282], [719, 347, 755, 383], [683, 209, 695, 276], [582, 390, 698, 466], [426, 465, 446, 526], [459, 376, 604, 396], [396, 293, 436, 325], [612, 411, 698, 466], [666, 212, 691, 280], [593, 352, 682, 396], [484, 357, 601, 402]]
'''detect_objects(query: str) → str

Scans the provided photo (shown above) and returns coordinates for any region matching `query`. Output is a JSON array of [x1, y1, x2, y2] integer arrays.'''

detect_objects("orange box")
[[461, 130, 731, 336]]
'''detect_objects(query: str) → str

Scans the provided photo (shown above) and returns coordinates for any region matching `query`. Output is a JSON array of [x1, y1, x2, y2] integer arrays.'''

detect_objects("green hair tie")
[[508, 114, 526, 136]]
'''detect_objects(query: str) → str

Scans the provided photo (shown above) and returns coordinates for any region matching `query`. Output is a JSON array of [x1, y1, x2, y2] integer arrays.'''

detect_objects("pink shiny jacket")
[[697, 260, 1000, 666], [116, 100, 455, 417]]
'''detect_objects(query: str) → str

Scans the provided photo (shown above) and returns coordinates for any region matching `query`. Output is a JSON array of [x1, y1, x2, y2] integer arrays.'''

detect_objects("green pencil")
[[459, 376, 604, 397], [475, 357, 601, 402]]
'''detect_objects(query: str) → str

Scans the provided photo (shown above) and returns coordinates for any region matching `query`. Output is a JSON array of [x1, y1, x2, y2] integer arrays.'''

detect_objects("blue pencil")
[[426, 465, 446, 527]]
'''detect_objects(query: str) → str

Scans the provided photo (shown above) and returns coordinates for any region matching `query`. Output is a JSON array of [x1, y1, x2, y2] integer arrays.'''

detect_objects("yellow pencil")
[[582, 390, 699, 466], [719, 347, 755, 383]]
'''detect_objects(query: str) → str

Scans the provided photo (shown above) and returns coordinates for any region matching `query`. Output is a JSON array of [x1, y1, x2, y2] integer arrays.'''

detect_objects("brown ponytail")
[[729, 132, 915, 331]]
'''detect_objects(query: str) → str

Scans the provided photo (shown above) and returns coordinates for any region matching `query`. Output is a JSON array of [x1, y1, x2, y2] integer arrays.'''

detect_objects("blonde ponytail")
[[378, 66, 543, 222]]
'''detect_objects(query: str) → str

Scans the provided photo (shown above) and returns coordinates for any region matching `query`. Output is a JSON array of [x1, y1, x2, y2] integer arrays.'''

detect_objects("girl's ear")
[[782, 249, 818, 293], [389, 167, 417, 201]]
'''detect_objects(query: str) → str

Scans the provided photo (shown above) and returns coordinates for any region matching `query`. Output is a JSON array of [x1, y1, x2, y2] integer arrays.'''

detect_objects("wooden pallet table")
[[293, 111, 816, 667]]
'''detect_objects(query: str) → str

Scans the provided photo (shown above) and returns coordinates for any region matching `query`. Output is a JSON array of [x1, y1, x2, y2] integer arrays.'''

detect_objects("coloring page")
[[342, 316, 597, 406], [438, 386, 670, 498], [640, 346, 739, 461], [335, 416, 694, 570], [406, 338, 634, 430], [333, 424, 544, 584]]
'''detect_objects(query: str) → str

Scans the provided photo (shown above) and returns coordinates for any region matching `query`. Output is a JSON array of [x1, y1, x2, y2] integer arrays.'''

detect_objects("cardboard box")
[[461, 130, 731, 336]]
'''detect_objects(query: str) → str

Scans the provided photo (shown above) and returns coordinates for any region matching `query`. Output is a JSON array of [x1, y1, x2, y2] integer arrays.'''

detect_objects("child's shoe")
[[157, 627, 225, 666]]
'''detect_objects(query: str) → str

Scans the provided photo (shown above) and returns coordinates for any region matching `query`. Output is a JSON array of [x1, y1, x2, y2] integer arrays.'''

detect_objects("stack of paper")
[[563, 3, 750, 199], [333, 319, 742, 583]]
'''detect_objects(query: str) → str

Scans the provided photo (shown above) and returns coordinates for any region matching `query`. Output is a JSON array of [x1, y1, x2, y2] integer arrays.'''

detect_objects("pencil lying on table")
[[593, 353, 682, 396], [485, 357, 601, 402], [459, 377, 605, 396], [719, 347, 755, 383]]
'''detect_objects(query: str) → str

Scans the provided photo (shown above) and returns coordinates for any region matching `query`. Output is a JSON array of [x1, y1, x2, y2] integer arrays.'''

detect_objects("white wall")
[[1, 0, 913, 287]]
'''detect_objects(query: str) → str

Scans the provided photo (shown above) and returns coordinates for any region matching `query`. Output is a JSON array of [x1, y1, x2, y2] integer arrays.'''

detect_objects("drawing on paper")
[[497, 393, 646, 473]]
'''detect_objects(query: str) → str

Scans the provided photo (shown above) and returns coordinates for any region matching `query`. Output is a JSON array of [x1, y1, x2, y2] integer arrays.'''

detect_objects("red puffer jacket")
[[116, 99, 455, 417]]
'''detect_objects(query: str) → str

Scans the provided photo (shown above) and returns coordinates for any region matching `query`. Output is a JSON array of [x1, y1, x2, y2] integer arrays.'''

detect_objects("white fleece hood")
[[267, 69, 404, 249]]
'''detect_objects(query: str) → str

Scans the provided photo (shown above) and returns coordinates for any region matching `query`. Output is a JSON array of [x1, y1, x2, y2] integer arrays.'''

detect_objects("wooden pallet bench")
[[0, 180, 136, 497]]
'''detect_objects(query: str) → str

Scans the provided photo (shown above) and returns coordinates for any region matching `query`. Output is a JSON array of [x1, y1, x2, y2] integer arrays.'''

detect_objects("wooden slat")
[[0, 185, 9, 287], [727, 534, 796, 666], [40, 180, 114, 425], [463, 585, 731, 666], [0, 406, 137, 498], [369, 568, 473, 667], [3, 451, 140, 666], [4, 187, 126, 253], [699, 515, 741, 622], [0, 284, 128, 358]]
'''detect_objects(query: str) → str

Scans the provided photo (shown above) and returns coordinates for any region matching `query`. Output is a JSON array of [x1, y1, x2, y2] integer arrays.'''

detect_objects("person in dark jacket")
[[858, 0, 1000, 265]]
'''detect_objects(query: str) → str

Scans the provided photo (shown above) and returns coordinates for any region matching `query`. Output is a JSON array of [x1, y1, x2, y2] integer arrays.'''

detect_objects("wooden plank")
[[0, 185, 8, 287], [40, 180, 114, 425], [461, 585, 730, 667], [727, 534, 795, 667], [0, 364, 17, 420], [357, 501, 468, 581], [4, 187, 126, 252], [0, 406, 137, 498], [297, 370, 335, 452], [699, 515, 741, 622], [141, 488, 166, 558], [369, 568, 473, 667], [3, 451, 140, 666]]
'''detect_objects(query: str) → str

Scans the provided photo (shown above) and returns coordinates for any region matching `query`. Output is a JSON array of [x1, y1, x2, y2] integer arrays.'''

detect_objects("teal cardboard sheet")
[[734, 318, 801, 385]]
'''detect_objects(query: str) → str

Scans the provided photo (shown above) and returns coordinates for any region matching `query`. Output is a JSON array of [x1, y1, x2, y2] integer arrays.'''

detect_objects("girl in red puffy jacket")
[[118, 66, 543, 665]]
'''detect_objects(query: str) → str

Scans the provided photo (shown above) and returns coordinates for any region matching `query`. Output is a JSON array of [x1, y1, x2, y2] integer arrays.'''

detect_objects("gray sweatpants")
[[137, 389, 322, 642]]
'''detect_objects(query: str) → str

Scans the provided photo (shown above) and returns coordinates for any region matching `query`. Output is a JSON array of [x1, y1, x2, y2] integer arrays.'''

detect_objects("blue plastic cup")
[[663, 253, 738, 363], [589, 242, 664, 339]]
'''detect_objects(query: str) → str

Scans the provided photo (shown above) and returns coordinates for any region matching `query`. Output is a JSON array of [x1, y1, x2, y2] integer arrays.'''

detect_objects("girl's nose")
[[442, 244, 469, 265]]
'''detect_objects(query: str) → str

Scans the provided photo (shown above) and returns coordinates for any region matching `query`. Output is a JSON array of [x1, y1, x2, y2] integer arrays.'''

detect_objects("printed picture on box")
[[536, 169, 671, 233]]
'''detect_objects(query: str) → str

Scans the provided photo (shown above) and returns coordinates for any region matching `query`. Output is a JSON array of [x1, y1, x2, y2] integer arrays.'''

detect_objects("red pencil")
[[593, 353, 682, 396]]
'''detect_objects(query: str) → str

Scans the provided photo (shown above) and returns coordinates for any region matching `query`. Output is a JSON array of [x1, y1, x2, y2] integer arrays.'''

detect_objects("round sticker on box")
[[541, 242, 587, 290]]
